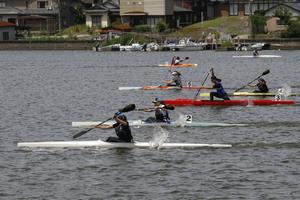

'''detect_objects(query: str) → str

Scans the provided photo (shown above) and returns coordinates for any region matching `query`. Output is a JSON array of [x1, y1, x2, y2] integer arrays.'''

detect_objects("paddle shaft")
[[235, 75, 263, 92], [72, 104, 136, 139], [73, 117, 112, 139], [193, 72, 210, 100]]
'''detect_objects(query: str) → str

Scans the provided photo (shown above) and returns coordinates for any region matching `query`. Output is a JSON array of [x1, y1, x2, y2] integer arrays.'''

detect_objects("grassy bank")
[[168, 16, 250, 39]]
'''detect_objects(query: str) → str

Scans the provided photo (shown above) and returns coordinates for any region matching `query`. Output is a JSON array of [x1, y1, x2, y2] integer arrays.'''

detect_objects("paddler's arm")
[[95, 124, 113, 129], [142, 108, 155, 112], [210, 68, 215, 77], [113, 115, 129, 126]]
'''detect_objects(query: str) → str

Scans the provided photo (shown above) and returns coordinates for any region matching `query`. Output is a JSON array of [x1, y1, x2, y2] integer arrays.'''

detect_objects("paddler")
[[166, 71, 182, 87], [171, 56, 181, 66], [96, 111, 133, 143], [252, 78, 269, 93], [209, 68, 230, 101], [253, 49, 259, 56], [143, 98, 171, 123]]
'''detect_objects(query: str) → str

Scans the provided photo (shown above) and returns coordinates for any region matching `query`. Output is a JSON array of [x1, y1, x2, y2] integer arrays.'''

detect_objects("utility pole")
[[58, 0, 61, 32]]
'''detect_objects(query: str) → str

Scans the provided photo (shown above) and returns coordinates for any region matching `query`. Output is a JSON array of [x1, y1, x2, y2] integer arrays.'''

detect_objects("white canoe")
[[233, 55, 282, 58], [17, 140, 232, 149], [72, 120, 246, 127]]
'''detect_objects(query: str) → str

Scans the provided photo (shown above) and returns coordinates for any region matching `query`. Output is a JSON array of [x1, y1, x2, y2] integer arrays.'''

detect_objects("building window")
[[3, 32, 9, 41], [0, 1, 6, 8], [92, 16, 101, 27], [8, 18, 16, 24], [37, 1, 48, 9], [229, 4, 238, 16]]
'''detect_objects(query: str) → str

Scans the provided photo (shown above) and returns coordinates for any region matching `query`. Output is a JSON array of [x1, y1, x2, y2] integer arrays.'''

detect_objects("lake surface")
[[0, 50, 299, 199]]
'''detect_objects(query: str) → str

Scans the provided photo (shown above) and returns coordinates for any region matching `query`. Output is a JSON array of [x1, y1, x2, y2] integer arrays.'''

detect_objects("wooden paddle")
[[73, 104, 136, 139], [234, 70, 270, 92]]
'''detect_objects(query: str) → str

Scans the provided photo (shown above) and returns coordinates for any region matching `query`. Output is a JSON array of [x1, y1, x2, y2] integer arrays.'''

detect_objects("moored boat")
[[17, 140, 232, 149], [161, 98, 295, 106]]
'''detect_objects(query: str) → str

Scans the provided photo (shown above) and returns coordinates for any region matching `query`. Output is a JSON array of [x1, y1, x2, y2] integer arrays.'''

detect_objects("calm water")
[[0, 50, 299, 199]]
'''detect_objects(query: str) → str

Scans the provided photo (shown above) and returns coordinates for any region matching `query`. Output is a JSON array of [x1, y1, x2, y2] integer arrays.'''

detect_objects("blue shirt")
[[213, 81, 226, 95]]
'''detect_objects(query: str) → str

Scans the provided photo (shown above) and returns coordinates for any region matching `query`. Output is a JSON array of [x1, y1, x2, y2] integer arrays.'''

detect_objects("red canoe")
[[161, 98, 295, 106]]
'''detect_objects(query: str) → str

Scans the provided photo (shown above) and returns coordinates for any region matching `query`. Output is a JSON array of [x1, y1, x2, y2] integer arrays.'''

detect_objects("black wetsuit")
[[167, 76, 182, 87], [254, 82, 269, 93], [144, 107, 170, 123], [106, 121, 133, 143]]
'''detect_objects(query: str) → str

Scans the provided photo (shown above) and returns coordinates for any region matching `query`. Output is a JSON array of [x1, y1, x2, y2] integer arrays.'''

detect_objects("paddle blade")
[[164, 104, 175, 110], [119, 104, 136, 112], [73, 128, 92, 139], [262, 69, 270, 76]]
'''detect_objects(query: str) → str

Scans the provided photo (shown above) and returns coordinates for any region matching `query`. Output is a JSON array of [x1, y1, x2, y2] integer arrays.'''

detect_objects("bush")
[[62, 24, 89, 35], [133, 24, 152, 33], [282, 18, 300, 38], [156, 21, 167, 33]]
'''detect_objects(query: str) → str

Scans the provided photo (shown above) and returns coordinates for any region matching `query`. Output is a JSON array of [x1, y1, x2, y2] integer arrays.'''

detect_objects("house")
[[207, 0, 300, 19], [0, 21, 16, 40], [265, 3, 300, 32], [120, 0, 174, 27], [265, 3, 300, 17], [84, 0, 120, 28], [0, 0, 61, 34]]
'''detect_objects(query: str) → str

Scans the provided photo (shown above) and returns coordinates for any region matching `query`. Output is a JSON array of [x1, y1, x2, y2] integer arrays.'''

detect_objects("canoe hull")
[[233, 55, 281, 58], [158, 63, 198, 67], [17, 140, 232, 149], [119, 86, 207, 90], [72, 120, 246, 127], [162, 99, 295, 106]]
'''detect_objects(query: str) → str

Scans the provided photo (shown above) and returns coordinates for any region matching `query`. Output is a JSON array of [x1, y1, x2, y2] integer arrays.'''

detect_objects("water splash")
[[149, 126, 169, 149], [174, 113, 187, 127], [280, 84, 292, 97], [275, 84, 292, 100]]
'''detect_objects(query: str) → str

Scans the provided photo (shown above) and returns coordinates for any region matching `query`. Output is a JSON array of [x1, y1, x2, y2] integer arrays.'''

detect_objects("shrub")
[[133, 24, 152, 33], [156, 21, 167, 33], [282, 18, 300, 38]]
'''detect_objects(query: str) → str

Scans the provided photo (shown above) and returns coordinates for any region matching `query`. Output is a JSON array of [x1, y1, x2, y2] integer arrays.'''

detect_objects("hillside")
[[168, 16, 251, 39]]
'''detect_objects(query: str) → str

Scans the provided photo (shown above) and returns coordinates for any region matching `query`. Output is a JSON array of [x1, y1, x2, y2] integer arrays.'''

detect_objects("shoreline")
[[0, 39, 300, 50]]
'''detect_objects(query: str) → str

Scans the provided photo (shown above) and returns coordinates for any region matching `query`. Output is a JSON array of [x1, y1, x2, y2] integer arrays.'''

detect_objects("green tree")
[[156, 21, 167, 33], [70, 3, 85, 24], [282, 18, 300, 38], [274, 6, 292, 25], [251, 11, 266, 34]]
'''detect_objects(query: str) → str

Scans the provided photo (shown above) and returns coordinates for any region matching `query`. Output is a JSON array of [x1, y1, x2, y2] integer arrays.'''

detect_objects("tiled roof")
[[0, 6, 22, 15], [0, 21, 15, 27], [21, 8, 59, 15]]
